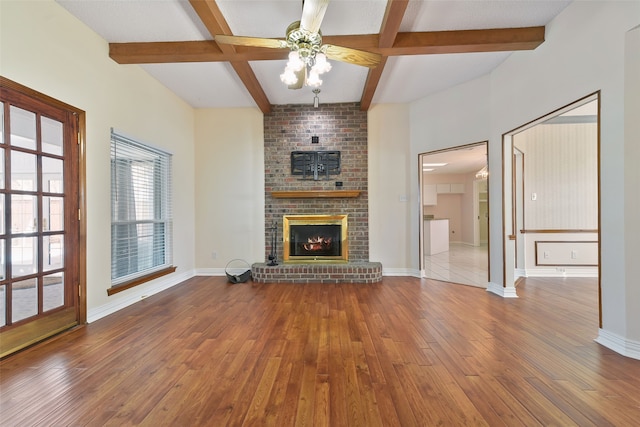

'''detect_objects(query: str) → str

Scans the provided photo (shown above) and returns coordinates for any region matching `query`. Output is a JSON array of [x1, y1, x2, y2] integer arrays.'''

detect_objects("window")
[[110, 129, 173, 291]]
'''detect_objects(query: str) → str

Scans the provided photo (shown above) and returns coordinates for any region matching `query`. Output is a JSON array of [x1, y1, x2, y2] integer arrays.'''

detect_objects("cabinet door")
[[423, 184, 437, 205], [436, 184, 451, 193], [450, 183, 465, 193]]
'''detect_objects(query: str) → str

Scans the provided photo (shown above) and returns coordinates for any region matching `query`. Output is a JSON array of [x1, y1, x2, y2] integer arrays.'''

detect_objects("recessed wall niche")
[[263, 103, 369, 262]]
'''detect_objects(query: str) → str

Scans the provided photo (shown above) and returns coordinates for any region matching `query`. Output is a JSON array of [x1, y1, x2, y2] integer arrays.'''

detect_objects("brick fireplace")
[[252, 102, 381, 283]]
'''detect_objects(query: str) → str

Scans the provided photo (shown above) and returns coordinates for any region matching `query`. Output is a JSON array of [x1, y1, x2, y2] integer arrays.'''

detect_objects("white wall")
[[515, 123, 598, 229], [1, 0, 197, 320], [624, 25, 640, 349], [406, 1, 640, 357], [194, 108, 265, 272], [368, 104, 413, 274]]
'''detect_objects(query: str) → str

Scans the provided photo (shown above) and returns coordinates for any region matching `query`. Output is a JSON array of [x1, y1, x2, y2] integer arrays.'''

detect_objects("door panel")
[[0, 80, 81, 358]]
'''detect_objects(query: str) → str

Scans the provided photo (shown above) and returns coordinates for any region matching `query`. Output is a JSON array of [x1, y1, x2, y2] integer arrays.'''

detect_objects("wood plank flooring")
[[1, 276, 640, 426]]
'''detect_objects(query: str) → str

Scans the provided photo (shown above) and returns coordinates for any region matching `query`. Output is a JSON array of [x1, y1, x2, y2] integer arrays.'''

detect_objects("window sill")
[[107, 266, 177, 296]]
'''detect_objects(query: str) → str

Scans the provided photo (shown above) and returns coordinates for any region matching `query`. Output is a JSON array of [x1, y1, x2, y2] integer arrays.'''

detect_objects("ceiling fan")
[[214, 0, 382, 89]]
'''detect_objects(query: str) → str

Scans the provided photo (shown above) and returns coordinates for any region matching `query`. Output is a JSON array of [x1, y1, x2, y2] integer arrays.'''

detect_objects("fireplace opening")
[[290, 224, 341, 257], [283, 215, 348, 262]]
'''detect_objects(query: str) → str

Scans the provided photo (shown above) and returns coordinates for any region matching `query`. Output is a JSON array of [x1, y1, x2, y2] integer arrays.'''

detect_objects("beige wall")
[[422, 173, 465, 243], [194, 109, 264, 270], [422, 172, 484, 246], [1, 0, 196, 319], [368, 104, 413, 274]]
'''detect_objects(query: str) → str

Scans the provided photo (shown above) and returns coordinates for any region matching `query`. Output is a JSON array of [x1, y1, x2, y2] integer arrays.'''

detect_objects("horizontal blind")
[[110, 129, 173, 285]]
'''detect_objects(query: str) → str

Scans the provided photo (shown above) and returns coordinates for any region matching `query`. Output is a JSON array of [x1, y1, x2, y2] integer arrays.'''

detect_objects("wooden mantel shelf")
[[271, 190, 361, 199]]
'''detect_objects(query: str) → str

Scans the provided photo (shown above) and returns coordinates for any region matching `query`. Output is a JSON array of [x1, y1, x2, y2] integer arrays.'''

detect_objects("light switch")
[[531, 193, 537, 201]]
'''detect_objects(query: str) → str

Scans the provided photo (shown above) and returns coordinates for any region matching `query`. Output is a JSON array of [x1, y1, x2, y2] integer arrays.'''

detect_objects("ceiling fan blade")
[[288, 67, 306, 90], [323, 45, 382, 68], [300, 0, 330, 34], [214, 34, 287, 49]]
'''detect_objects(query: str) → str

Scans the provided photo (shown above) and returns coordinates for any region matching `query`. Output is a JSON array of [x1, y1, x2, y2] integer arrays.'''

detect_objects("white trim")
[[383, 268, 420, 277], [87, 269, 195, 323], [194, 268, 226, 276], [486, 282, 519, 298], [595, 329, 640, 360], [524, 267, 598, 278]]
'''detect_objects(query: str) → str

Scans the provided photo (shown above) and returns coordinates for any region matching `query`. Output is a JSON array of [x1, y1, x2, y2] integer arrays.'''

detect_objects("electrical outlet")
[[531, 193, 537, 201], [571, 250, 577, 259], [211, 251, 217, 260]]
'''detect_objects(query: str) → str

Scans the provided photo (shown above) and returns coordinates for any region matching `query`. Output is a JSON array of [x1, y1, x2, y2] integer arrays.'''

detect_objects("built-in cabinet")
[[423, 183, 464, 206], [423, 184, 437, 205], [436, 183, 465, 194]]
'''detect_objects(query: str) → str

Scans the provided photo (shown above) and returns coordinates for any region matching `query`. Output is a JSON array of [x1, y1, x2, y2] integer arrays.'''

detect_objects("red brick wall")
[[264, 103, 369, 262]]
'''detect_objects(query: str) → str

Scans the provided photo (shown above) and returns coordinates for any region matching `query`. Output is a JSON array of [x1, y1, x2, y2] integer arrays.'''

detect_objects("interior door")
[[0, 81, 81, 357]]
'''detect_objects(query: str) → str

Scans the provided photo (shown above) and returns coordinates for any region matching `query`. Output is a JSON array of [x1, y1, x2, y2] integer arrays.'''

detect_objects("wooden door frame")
[[500, 92, 600, 320], [0, 77, 87, 352], [418, 141, 489, 282]]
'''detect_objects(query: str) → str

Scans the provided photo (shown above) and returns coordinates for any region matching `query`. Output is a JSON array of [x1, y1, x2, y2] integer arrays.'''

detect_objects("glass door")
[[0, 81, 81, 357]]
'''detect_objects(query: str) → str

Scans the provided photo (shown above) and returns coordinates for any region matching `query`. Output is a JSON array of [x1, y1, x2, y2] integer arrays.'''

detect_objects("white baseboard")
[[194, 267, 226, 276], [524, 267, 598, 278], [87, 269, 196, 323], [486, 282, 519, 298], [383, 268, 420, 277], [595, 328, 640, 360]]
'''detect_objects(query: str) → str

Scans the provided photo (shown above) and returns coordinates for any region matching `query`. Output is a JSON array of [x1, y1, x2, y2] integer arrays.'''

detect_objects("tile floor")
[[424, 243, 488, 288]]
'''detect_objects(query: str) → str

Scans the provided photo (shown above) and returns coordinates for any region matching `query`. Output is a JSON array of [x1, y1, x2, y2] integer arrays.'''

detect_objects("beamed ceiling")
[[57, 0, 572, 113]]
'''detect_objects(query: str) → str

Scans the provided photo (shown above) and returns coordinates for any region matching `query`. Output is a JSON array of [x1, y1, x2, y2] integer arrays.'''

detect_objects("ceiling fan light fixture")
[[213, 2, 383, 92], [287, 51, 305, 71], [280, 68, 298, 85], [312, 53, 331, 74], [307, 70, 322, 87]]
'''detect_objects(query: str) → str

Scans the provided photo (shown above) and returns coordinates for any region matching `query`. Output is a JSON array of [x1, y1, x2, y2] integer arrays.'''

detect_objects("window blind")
[[110, 129, 173, 285]]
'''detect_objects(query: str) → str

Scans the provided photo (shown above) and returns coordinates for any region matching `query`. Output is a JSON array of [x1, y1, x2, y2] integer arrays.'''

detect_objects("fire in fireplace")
[[283, 214, 348, 262]]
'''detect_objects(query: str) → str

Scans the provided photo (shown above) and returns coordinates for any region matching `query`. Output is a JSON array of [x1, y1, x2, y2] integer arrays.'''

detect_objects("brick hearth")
[[251, 262, 382, 284]]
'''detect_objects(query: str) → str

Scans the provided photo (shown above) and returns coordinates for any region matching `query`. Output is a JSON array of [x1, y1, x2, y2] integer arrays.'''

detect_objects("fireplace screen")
[[283, 215, 348, 262]]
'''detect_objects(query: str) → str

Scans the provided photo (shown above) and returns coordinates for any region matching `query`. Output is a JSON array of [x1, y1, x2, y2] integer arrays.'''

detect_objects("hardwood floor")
[[1, 276, 639, 426]]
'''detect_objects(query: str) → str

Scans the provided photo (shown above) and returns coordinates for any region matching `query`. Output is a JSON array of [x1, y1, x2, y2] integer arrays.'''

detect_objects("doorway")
[[0, 78, 85, 357], [419, 142, 488, 287], [502, 93, 600, 299]]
